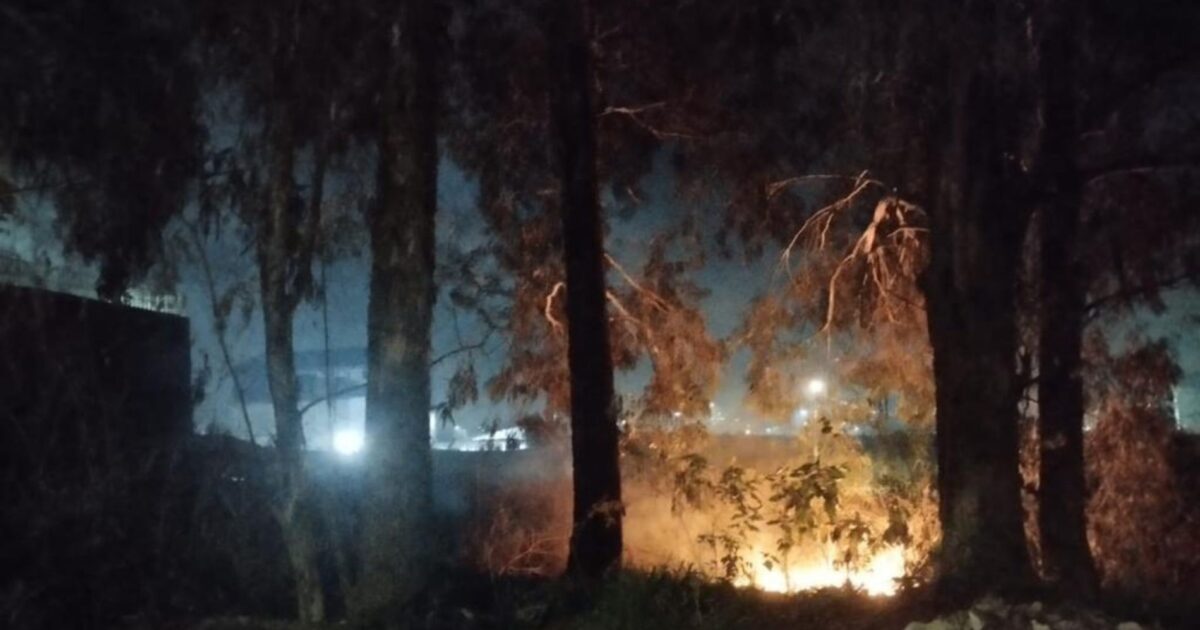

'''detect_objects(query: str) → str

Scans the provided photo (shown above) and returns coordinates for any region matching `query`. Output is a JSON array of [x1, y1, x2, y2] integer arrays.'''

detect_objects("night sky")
[[2, 156, 1197, 444]]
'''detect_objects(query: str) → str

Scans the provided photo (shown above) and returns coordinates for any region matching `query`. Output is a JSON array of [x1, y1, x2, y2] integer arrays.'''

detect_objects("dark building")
[[0, 284, 191, 476], [0, 284, 192, 626]]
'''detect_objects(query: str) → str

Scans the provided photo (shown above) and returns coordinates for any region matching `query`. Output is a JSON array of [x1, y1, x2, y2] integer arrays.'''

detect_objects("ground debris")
[[903, 597, 1151, 630]]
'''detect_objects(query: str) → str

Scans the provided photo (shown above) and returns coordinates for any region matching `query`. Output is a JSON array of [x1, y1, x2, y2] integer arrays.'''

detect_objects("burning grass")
[[732, 543, 906, 596], [106, 417, 1200, 629], [619, 419, 938, 598], [464, 423, 938, 599]]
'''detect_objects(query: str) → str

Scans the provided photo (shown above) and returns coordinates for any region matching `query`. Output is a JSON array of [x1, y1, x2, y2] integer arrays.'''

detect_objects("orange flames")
[[733, 545, 906, 596]]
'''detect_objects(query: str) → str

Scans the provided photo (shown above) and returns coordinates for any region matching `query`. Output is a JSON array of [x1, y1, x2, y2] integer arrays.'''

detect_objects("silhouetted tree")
[[547, 0, 623, 578], [1029, 0, 1200, 597], [1029, 0, 1098, 597], [356, 0, 442, 617], [442, 0, 726, 580], [656, 0, 1036, 598], [195, 0, 359, 619], [0, 0, 201, 296]]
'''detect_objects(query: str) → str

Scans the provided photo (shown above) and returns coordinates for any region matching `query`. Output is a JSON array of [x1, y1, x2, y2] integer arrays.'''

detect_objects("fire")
[[734, 545, 906, 596]]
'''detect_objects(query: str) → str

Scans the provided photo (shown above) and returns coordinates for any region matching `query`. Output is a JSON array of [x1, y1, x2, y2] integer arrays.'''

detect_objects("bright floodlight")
[[805, 378, 828, 398], [333, 428, 365, 456]]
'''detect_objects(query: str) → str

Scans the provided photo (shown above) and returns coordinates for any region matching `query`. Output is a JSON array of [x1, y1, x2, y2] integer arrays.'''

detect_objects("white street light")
[[333, 428, 365, 456]]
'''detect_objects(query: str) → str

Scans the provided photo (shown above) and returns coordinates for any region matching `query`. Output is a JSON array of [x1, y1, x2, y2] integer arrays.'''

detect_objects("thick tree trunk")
[[356, 0, 438, 618], [258, 101, 326, 623], [549, 0, 623, 579], [923, 2, 1034, 602], [1033, 0, 1099, 598]]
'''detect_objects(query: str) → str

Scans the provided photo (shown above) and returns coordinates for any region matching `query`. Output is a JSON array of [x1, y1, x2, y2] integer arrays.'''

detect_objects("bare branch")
[[600, 102, 667, 117], [1080, 159, 1200, 187], [604, 290, 638, 326], [182, 218, 256, 444], [604, 253, 670, 312], [599, 101, 698, 140], [544, 281, 566, 334], [430, 329, 496, 368], [1084, 271, 1194, 320], [297, 325, 497, 419], [605, 290, 658, 353], [811, 197, 928, 337], [776, 171, 883, 280], [299, 383, 366, 418], [765, 173, 882, 200]]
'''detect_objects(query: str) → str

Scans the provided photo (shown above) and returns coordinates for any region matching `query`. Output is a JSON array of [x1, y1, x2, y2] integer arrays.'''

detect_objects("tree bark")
[[923, 1, 1034, 602], [1033, 0, 1099, 598], [356, 0, 438, 618], [257, 98, 326, 623], [549, 0, 624, 579]]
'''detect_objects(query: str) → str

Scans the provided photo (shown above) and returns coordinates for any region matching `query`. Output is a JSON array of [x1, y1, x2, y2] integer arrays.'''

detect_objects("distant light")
[[805, 378, 828, 398], [333, 428, 365, 456]]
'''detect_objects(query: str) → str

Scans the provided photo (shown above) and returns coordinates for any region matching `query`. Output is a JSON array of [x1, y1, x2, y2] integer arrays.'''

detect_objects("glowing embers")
[[733, 545, 905, 596]]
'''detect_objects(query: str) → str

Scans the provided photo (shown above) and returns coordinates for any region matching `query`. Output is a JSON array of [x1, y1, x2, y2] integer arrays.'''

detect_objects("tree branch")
[[430, 329, 495, 368], [1079, 158, 1200, 187], [544, 281, 566, 334], [1084, 271, 1194, 319], [182, 218, 257, 444], [604, 253, 670, 312], [599, 102, 698, 140], [297, 330, 497, 419], [775, 171, 885, 280]]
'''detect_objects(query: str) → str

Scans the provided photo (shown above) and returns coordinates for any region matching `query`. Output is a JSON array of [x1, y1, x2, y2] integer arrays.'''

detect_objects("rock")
[[906, 598, 1133, 630], [974, 596, 1006, 614], [904, 621, 959, 630]]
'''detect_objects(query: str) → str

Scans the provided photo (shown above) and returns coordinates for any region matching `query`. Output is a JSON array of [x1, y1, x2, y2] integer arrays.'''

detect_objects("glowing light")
[[333, 428, 365, 456], [805, 378, 828, 398], [734, 545, 905, 596]]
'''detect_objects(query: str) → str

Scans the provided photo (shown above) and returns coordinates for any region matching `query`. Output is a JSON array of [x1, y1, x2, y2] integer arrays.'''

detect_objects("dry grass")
[[1086, 404, 1200, 610]]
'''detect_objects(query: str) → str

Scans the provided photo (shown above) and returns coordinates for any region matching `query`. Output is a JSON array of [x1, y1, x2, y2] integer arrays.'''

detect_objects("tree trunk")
[[258, 99, 326, 623], [549, 0, 623, 579], [923, 2, 1034, 602], [1033, 0, 1099, 598], [356, 0, 438, 618]]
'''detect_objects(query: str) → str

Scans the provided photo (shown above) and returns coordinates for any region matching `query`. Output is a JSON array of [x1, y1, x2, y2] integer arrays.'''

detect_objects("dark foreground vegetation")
[[5, 424, 1199, 628], [165, 572, 920, 630], [111, 567, 1200, 630]]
